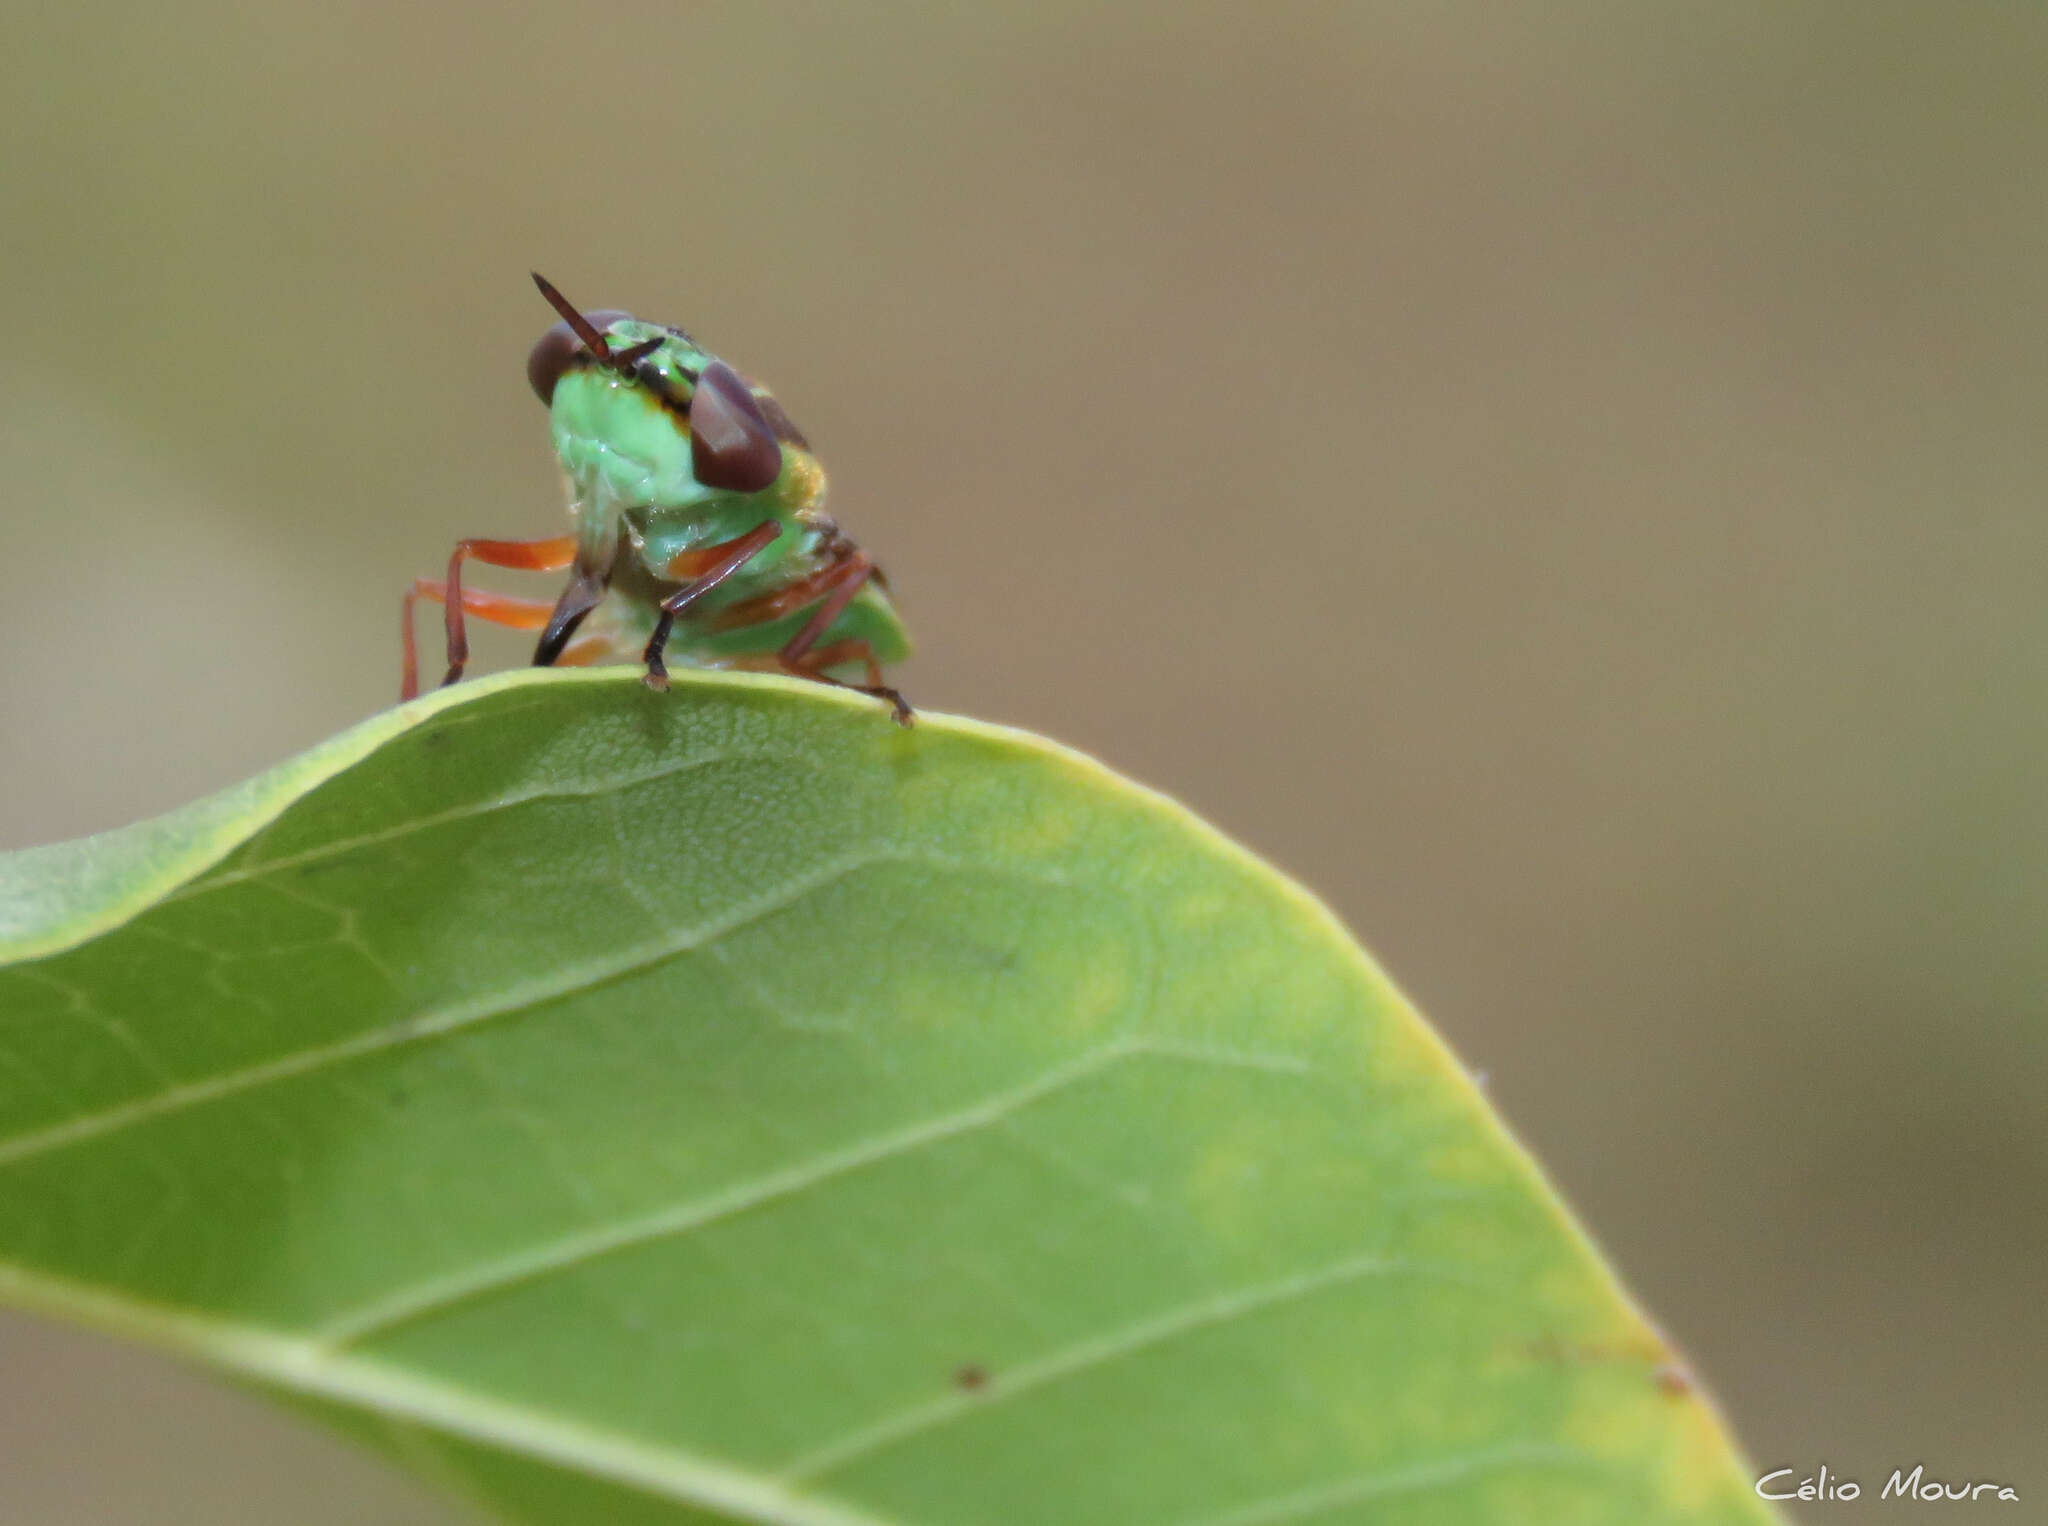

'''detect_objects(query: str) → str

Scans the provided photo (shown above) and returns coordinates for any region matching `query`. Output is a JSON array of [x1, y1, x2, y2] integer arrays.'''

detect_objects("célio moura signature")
[[1756, 1464, 2019, 1504]]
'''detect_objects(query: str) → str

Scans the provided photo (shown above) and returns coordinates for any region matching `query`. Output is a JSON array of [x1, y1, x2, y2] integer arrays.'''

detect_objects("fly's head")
[[526, 272, 813, 501]]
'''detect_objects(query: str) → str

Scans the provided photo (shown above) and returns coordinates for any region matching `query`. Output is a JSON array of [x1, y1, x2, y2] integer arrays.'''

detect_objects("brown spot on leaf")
[[1653, 1362, 1693, 1397]]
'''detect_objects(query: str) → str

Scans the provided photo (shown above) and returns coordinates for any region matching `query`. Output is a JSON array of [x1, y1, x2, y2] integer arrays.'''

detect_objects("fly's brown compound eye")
[[526, 309, 632, 404], [689, 360, 783, 492]]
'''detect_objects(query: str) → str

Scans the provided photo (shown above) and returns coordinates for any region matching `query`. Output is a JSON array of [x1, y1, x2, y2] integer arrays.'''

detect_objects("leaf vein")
[[1173, 1442, 1593, 1526], [315, 1043, 1148, 1348], [782, 1250, 1405, 1481], [0, 848, 896, 1167]]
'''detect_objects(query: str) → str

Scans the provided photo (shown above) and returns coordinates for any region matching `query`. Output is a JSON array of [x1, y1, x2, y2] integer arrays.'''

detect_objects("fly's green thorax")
[[547, 322, 714, 514]]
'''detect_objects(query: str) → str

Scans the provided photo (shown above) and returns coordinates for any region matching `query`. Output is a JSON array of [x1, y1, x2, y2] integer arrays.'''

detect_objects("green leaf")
[[0, 669, 1773, 1525]]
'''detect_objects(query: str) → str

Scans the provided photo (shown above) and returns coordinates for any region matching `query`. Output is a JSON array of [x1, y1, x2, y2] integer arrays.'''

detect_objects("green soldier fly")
[[401, 273, 910, 722]]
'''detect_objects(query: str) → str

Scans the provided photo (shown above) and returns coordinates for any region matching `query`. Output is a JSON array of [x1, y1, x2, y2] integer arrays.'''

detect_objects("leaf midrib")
[[0, 1258, 896, 1526]]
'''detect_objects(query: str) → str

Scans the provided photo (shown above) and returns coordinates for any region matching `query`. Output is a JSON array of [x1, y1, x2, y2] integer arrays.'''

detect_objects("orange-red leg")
[[781, 644, 912, 726], [790, 638, 887, 690], [780, 550, 870, 662], [400, 535, 576, 699], [700, 543, 912, 723], [401, 580, 560, 700], [709, 550, 872, 632], [641, 521, 782, 690], [772, 555, 912, 725], [442, 535, 578, 688]]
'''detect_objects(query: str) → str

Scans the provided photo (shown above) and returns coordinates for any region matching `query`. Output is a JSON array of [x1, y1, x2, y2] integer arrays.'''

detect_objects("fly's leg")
[[773, 551, 913, 725], [533, 570, 610, 670], [401, 534, 577, 699], [641, 520, 783, 691], [444, 536, 580, 686], [790, 638, 887, 689], [708, 557, 855, 629], [401, 582, 559, 700], [788, 637, 912, 725]]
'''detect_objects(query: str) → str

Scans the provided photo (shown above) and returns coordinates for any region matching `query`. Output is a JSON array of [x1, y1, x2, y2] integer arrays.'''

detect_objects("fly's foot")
[[867, 687, 914, 727], [641, 636, 672, 692]]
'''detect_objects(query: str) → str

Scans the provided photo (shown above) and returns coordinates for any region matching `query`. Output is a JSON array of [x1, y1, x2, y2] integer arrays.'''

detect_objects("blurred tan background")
[[2, 4, 2042, 1521]]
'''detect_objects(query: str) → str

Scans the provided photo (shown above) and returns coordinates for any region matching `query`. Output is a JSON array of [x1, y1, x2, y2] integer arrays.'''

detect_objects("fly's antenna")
[[531, 272, 696, 398], [612, 336, 666, 369], [531, 272, 621, 367]]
